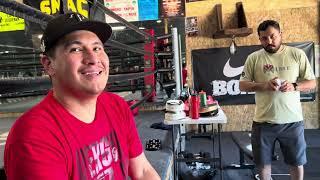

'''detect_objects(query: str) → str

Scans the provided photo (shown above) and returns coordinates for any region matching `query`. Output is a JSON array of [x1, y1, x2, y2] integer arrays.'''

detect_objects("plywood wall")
[[186, 0, 317, 16], [185, 0, 319, 131], [15, 0, 23, 3]]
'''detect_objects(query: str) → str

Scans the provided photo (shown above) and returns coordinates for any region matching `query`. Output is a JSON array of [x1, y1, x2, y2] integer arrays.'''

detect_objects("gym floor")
[[182, 130, 320, 180], [1, 102, 319, 180], [136, 111, 320, 180]]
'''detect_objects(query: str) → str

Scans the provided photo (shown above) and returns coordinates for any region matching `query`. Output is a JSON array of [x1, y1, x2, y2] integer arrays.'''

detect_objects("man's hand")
[[267, 77, 280, 91], [279, 80, 295, 92]]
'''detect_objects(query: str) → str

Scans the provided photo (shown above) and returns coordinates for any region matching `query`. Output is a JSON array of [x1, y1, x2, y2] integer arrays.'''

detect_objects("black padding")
[[145, 139, 161, 151], [0, 168, 6, 180]]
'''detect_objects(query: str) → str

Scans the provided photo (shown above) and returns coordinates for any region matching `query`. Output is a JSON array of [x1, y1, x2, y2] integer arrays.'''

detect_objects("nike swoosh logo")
[[223, 58, 244, 77]]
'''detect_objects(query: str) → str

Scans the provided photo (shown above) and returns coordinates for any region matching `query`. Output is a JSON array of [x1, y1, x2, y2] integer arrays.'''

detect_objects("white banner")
[[104, 0, 139, 23]]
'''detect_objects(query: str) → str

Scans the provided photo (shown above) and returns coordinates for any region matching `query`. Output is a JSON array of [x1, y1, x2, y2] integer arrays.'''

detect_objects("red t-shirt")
[[4, 91, 143, 180]]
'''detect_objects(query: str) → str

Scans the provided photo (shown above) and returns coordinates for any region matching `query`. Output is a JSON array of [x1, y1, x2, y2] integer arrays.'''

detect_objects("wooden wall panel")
[[186, 0, 318, 17], [15, 0, 23, 4]]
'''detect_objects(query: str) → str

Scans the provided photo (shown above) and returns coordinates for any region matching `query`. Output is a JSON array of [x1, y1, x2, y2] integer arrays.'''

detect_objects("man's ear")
[[40, 55, 55, 76]]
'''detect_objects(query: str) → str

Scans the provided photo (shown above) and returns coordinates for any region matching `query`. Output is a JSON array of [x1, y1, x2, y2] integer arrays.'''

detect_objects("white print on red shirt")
[[84, 132, 124, 179]]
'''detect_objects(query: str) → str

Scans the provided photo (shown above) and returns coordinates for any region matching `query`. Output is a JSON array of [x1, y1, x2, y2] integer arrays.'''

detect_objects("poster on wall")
[[192, 42, 316, 105], [185, 16, 198, 36], [104, 0, 159, 22], [159, 0, 185, 18], [138, 0, 158, 21], [104, 0, 139, 23], [0, 12, 25, 32]]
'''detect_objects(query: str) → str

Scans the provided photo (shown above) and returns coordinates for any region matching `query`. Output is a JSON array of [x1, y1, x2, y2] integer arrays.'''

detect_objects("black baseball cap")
[[41, 12, 112, 53]]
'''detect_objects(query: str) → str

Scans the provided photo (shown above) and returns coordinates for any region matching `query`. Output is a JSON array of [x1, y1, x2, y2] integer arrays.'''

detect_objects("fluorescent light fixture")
[[139, 27, 145, 30], [156, 20, 162, 23], [111, 26, 126, 31]]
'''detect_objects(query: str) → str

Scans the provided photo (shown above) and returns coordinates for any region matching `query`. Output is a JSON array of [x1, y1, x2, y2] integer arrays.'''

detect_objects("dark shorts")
[[251, 121, 307, 166]]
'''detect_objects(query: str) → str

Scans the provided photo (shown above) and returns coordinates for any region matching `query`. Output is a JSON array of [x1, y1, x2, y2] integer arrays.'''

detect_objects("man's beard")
[[264, 44, 281, 53]]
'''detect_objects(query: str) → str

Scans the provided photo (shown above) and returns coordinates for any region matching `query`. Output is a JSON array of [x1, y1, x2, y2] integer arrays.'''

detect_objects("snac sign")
[[25, 0, 89, 18]]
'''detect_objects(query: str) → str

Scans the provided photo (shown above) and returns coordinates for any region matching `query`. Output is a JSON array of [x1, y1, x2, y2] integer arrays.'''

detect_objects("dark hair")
[[257, 20, 280, 35], [44, 46, 56, 58], [42, 39, 62, 58]]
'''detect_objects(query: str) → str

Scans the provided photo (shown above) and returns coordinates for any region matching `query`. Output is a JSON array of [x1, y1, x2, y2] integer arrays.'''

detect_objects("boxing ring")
[[0, 1, 185, 179], [0, 0, 184, 102]]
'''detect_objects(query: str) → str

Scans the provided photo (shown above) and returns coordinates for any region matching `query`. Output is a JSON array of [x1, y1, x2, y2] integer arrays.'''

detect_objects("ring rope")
[[0, 0, 167, 111], [88, 0, 152, 40]]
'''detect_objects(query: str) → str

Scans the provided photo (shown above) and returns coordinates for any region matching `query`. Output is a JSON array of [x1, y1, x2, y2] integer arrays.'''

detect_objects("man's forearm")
[[138, 167, 161, 180], [129, 153, 160, 180], [239, 81, 268, 92], [296, 79, 317, 92]]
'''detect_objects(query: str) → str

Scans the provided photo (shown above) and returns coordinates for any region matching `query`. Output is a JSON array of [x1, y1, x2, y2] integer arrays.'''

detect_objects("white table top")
[[164, 108, 227, 125]]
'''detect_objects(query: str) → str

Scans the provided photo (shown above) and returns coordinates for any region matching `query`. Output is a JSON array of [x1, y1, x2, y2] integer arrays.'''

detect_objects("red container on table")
[[189, 94, 200, 119]]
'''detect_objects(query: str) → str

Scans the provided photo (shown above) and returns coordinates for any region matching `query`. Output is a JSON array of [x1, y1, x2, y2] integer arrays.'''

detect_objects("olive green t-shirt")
[[240, 45, 315, 124]]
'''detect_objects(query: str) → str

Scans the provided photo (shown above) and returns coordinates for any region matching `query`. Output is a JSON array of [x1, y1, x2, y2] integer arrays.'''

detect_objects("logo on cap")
[[70, 13, 85, 22]]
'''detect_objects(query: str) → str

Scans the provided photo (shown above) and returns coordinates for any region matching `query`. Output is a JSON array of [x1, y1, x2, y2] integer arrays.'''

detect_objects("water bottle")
[[189, 93, 200, 119]]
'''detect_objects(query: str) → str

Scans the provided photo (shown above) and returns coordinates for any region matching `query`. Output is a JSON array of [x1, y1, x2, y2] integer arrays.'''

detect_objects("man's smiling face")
[[47, 30, 109, 97]]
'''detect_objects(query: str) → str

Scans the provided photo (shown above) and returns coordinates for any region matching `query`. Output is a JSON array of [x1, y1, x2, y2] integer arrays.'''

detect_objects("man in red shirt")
[[4, 12, 160, 180], [182, 62, 187, 87]]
